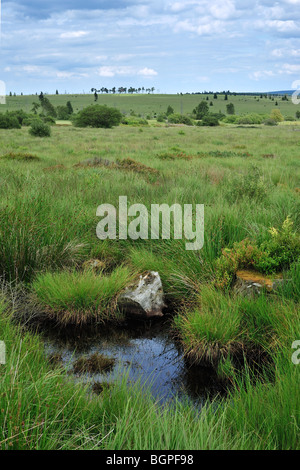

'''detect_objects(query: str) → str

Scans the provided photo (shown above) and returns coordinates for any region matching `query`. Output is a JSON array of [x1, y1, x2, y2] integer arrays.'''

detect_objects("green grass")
[[174, 286, 299, 372], [31, 266, 136, 324], [0, 110, 299, 449], [173, 287, 244, 366], [1, 93, 299, 119]]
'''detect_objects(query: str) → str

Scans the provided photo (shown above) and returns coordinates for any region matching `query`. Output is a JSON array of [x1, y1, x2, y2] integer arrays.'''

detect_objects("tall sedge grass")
[[31, 266, 136, 324], [174, 285, 299, 376], [173, 286, 245, 366], [0, 195, 88, 283]]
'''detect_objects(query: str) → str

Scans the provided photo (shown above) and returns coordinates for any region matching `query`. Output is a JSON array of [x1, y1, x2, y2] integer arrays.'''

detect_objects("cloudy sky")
[[1, 0, 300, 94]]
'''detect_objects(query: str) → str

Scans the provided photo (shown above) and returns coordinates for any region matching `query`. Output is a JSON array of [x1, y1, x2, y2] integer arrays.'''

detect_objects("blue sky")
[[1, 0, 300, 94]]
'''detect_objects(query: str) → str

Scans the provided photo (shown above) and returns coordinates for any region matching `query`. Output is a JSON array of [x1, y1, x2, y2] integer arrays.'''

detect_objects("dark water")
[[43, 319, 223, 406]]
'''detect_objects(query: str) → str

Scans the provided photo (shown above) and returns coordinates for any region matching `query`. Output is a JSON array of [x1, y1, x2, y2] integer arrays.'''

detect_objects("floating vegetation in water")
[[73, 353, 116, 374]]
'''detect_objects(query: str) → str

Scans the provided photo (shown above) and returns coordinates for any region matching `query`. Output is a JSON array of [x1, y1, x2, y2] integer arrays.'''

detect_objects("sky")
[[1, 0, 300, 94]]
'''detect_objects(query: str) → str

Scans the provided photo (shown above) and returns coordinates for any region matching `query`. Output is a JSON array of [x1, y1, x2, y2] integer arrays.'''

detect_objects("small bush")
[[222, 115, 239, 124], [168, 113, 193, 125], [270, 109, 284, 123], [56, 105, 71, 120], [264, 118, 278, 126], [121, 116, 148, 126], [156, 114, 166, 122], [214, 217, 300, 288], [237, 114, 267, 125], [29, 120, 51, 137], [0, 113, 21, 129], [259, 217, 300, 272], [198, 115, 220, 126], [73, 105, 122, 128], [285, 116, 296, 122], [43, 116, 56, 125]]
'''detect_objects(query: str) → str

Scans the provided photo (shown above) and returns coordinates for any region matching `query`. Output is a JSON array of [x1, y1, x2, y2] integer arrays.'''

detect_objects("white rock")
[[117, 271, 166, 319]]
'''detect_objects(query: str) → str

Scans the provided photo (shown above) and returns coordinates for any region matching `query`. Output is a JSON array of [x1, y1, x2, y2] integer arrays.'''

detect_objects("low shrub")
[[121, 116, 148, 126], [198, 115, 220, 126], [264, 118, 278, 126], [214, 217, 300, 289], [167, 113, 193, 125], [0, 113, 21, 129], [237, 114, 267, 125], [285, 116, 296, 122], [156, 114, 166, 122], [73, 105, 122, 128], [29, 120, 51, 137], [222, 115, 239, 124]]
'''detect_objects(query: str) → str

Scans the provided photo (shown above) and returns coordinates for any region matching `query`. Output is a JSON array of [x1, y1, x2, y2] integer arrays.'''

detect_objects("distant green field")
[[1, 92, 299, 118]]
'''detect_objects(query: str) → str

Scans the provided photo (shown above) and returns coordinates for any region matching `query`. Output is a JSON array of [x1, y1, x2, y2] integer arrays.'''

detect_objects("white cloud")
[[97, 66, 158, 78], [138, 67, 158, 76], [281, 63, 300, 74], [250, 70, 275, 80], [272, 48, 300, 57], [97, 66, 134, 77], [60, 31, 88, 39], [210, 0, 236, 20]]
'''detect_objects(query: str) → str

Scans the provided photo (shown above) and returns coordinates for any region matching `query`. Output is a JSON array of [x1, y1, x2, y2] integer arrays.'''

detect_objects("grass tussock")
[[174, 286, 245, 367], [174, 284, 299, 377], [31, 266, 136, 325]]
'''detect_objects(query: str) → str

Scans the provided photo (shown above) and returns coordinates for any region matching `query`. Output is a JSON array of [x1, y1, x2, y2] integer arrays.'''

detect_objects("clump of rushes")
[[31, 266, 135, 325], [73, 353, 115, 374], [174, 286, 244, 368], [174, 285, 298, 379]]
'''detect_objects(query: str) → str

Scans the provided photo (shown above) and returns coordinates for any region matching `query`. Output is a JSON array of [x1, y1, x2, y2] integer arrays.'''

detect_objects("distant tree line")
[[91, 86, 155, 99]]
